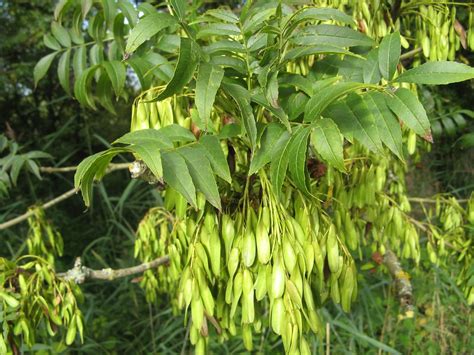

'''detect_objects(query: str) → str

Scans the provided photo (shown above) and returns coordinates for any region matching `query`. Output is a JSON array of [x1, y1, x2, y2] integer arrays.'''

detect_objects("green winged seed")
[[271, 297, 285, 335], [242, 230, 256, 267], [256, 220, 271, 264]]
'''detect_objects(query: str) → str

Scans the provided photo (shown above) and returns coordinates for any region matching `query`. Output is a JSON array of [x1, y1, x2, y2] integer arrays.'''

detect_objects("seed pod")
[[271, 297, 285, 335], [300, 337, 311, 355], [191, 290, 205, 330], [340, 264, 354, 312], [195, 242, 211, 277], [326, 225, 340, 274], [304, 245, 314, 274], [200, 284, 215, 316], [65, 315, 77, 345], [195, 337, 206, 355], [256, 220, 271, 264], [136, 102, 149, 130], [286, 279, 303, 309], [222, 215, 235, 257], [330, 273, 340, 304], [242, 324, 253, 351], [283, 237, 297, 273], [149, 101, 160, 129], [242, 270, 255, 323], [255, 265, 268, 301], [291, 218, 305, 245], [261, 207, 270, 231], [228, 248, 240, 278], [307, 308, 323, 334], [209, 230, 221, 275], [230, 271, 243, 317], [271, 254, 286, 299], [242, 229, 256, 267]]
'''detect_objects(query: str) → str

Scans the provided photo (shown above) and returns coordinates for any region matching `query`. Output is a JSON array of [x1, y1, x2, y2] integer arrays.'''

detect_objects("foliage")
[[0, 0, 473, 354]]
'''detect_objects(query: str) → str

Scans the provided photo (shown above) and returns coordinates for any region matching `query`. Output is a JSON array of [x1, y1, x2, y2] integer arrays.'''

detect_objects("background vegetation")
[[1, 0, 473, 353]]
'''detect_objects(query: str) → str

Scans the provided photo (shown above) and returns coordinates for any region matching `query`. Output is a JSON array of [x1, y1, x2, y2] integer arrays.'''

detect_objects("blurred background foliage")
[[0, 0, 473, 353]]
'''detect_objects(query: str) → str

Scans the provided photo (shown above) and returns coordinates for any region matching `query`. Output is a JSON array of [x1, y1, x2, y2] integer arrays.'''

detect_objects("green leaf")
[[73, 46, 87, 78], [197, 23, 241, 39], [290, 8, 354, 28], [286, 92, 309, 121], [206, 9, 239, 24], [57, 49, 71, 95], [395, 61, 474, 85], [153, 38, 200, 101], [325, 94, 382, 153], [74, 149, 123, 206], [162, 151, 196, 207], [283, 44, 354, 62], [196, 63, 224, 130], [43, 34, 61, 51], [114, 129, 173, 148], [363, 48, 381, 84], [179, 145, 221, 209], [251, 92, 290, 131], [304, 82, 369, 122], [249, 123, 286, 175], [117, 0, 138, 27], [364, 92, 403, 159], [128, 142, 163, 179], [386, 88, 431, 140], [203, 40, 245, 55], [279, 73, 313, 96], [127, 57, 153, 90], [34, 52, 57, 87], [73, 65, 99, 109], [125, 12, 177, 53], [81, 0, 93, 19], [292, 24, 375, 47], [223, 83, 257, 149], [10, 156, 25, 185], [102, 61, 126, 97], [159, 124, 196, 143], [51, 22, 71, 47], [266, 71, 279, 108], [270, 131, 292, 198], [378, 31, 400, 80], [288, 127, 312, 195], [199, 135, 231, 183], [97, 73, 116, 114], [169, 0, 187, 22], [310, 118, 345, 172]]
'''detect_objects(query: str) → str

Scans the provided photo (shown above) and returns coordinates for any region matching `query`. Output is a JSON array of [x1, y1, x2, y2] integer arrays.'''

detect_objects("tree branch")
[[57, 256, 170, 284], [39, 162, 130, 174], [0, 163, 131, 231], [0, 187, 79, 230], [383, 250, 415, 318]]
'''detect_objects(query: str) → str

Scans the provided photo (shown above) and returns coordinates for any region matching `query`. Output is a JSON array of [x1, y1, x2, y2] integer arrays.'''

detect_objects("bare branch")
[[0, 163, 131, 231], [58, 256, 170, 284], [39, 162, 131, 174], [383, 249, 415, 318], [0, 188, 79, 230]]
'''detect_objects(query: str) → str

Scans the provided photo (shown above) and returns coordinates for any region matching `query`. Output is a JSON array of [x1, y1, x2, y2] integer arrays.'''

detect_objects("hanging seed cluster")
[[314, 0, 474, 60], [0, 257, 84, 353], [26, 207, 63, 266]]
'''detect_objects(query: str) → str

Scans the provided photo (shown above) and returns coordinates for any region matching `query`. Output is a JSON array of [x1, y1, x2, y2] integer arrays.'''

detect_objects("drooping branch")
[[0, 163, 131, 231], [58, 256, 170, 284], [383, 249, 415, 318]]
